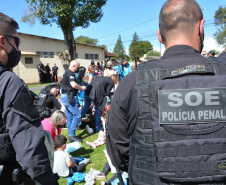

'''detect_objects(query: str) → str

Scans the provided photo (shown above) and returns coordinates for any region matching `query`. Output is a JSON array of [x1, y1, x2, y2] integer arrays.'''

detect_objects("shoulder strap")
[[0, 64, 10, 133]]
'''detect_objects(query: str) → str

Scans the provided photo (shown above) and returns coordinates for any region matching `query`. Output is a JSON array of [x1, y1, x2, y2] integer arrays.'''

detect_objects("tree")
[[113, 35, 125, 59], [99, 44, 108, 50], [214, 5, 226, 47], [147, 50, 161, 57], [129, 32, 153, 60], [22, 0, 107, 63], [75, 36, 98, 46]]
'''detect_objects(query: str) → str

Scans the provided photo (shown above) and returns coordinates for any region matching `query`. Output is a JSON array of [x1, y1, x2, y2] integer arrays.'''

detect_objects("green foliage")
[[214, 5, 226, 47], [129, 32, 153, 60], [113, 35, 126, 59], [22, 0, 107, 61], [208, 49, 220, 55], [99, 44, 108, 50], [146, 50, 161, 57], [75, 36, 98, 46]]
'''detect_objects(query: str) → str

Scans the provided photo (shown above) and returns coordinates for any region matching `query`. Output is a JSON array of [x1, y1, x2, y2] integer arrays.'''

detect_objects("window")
[[85, 53, 99, 60], [85, 53, 89, 59], [36, 51, 54, 58], [25, 57, 33, 64], [50, 52, 54, 58], [76, 53, 78, 59]]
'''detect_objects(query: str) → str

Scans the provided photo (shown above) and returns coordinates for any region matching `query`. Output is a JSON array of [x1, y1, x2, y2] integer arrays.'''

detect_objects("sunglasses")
[[4, 35, 21, 48]]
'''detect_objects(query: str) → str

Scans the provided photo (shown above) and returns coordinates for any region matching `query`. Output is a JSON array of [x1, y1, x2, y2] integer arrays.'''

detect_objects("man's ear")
[[0, 36, 5, 48], [157, 29, 164, 44], [199, 19, 205, 37]]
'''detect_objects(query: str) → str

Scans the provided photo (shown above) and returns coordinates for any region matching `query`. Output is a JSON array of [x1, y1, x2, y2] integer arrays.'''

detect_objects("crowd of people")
[[1, 0, 226, 185], [37, 63, 59, 84]]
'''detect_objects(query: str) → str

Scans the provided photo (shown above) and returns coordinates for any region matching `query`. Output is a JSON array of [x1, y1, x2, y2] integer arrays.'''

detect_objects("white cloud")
[[203, 37, 224, 53]]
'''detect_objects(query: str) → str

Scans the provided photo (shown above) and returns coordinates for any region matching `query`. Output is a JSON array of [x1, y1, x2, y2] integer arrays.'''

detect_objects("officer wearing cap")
[[0, 12, 58, 184], [106, 0, 226, 184]]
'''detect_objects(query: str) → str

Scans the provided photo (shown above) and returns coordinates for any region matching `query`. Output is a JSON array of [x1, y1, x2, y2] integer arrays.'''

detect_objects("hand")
[[81, 86, 87, 91]]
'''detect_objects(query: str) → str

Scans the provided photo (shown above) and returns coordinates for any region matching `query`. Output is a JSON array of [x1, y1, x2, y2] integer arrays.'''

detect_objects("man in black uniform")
[[106, 0, 226, 184], [0, 13, 58, 185], [45, 63, 51, 83], [60, 60, 86, 143], [52, 63, 58, 82], [43, 87, 61, 111]]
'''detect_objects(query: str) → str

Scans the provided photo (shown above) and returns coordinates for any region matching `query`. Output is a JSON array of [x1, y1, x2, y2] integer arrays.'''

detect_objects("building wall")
[[14, 33, 104, 84]]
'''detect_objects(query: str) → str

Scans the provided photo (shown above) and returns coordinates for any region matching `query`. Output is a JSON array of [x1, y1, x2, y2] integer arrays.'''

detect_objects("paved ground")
[[29, 85, 45, 93]]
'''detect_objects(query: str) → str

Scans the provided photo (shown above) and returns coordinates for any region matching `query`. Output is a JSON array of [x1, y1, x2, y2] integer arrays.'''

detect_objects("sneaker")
[[86, 141, 96, 149], [95, 172, 106, 180], [68, 136, 81, 143], [79, 158, 90, 165], [86, 125, 94, 134]]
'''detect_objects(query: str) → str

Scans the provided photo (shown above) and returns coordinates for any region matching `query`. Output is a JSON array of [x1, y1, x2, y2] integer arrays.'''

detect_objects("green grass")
[[58, 129, 113, 185]]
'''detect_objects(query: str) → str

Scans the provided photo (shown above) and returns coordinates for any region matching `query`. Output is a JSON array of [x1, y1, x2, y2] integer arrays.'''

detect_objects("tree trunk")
[[59, 17, 76, 63]]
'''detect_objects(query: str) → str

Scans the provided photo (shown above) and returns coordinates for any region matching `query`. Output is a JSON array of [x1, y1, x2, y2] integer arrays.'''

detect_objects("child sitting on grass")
[[86, 112, 107, 149], [53, 135, 90, 177]]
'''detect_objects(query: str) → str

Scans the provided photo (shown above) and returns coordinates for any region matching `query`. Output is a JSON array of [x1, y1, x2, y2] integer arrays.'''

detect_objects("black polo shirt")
[[61, 69, 77, 95]]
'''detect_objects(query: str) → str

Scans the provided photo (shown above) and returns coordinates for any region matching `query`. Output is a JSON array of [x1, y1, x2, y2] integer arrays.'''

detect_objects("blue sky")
[[2, 0, 225, 54]]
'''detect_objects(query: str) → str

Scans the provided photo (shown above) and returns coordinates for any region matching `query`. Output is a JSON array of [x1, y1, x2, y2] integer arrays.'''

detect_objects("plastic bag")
[[84, 168, 101, 185], [64, 141, 81, 153], [66, 177, 74, 185], [72, 172, 86, 182]]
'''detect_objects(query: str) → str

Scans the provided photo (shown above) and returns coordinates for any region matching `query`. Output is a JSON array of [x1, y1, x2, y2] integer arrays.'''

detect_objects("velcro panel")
[[152, 128, 226, 143], [135, 146, 155, 158], [136, 174, 159, 185], [142, 120, 152, 129], [136, 160, 156, 171], [10, 87, 40, 121], [157, 144, 226, 158], [157, 161, 219, 172]]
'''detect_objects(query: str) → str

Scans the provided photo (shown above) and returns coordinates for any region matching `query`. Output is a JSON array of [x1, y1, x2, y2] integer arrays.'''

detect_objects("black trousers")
[[52, 73, 58, 82]]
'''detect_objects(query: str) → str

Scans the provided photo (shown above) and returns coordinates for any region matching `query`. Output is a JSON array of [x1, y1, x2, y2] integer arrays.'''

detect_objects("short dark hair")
[[54, 135, 67, 149], [87, 107, 92, 114], [0, 12, 19, 35], [159, 0, 203, 43]]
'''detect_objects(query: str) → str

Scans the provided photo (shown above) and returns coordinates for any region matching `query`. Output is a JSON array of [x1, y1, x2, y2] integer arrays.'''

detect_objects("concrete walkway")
[[29, 85, 46, 93]]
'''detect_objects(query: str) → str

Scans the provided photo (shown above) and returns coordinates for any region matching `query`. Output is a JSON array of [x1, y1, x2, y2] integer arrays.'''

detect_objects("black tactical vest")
[[0, 64, 15, 164], [129, 60, 226, 185]]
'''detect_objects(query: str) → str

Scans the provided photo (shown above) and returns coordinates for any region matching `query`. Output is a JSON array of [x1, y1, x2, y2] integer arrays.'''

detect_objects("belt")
[[62, 90, 73, 94]]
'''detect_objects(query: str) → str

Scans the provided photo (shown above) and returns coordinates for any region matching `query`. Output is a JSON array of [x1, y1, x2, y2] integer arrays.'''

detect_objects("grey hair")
[[50, 110, 66, 125]]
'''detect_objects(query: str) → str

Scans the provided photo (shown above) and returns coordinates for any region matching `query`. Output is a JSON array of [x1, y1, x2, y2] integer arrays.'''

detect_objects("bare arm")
[[70, 81, 86, 91]]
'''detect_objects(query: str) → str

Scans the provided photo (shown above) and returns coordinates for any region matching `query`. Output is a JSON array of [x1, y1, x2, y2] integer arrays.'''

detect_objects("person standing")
[[119, 58, 131, 80], [0, 12, 58, 185], [45, 63, 51, 83], [81, 76, 114, 133], [104, 61, 116, 77], [106, 0, 226, 184], [60, 60, 86, 143], [52, 63, 58, 82]]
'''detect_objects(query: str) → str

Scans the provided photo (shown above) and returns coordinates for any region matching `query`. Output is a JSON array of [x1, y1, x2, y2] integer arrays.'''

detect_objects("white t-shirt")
[[53, 151, 71, 177]]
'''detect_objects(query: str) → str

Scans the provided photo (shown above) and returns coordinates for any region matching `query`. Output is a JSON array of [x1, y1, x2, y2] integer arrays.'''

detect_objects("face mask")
[[58, 124, 65, 128], [6, 46, 21, 68]]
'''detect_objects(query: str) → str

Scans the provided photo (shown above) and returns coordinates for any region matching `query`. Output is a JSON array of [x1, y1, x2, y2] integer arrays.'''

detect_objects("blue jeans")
[[60, 93, 81, 137], [81, 95, 102, 132]]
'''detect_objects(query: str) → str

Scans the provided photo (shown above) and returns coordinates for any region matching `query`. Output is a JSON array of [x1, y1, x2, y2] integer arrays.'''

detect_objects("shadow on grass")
[[71, 147, 94, 158]]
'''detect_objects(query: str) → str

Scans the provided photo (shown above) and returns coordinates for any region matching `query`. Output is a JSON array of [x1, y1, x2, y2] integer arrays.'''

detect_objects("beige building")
[[14, 32, 105, 84]]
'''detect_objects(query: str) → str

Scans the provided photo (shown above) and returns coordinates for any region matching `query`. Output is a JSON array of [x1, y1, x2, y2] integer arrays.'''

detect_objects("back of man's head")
[[0, 12, 19, 35], [159, 0, 203, 45], [54, 135, 67, 149], [50, 87, 58, 96]]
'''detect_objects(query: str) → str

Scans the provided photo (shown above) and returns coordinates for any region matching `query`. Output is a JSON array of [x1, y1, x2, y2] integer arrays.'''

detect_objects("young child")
[[53, 135, 90, 177]]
